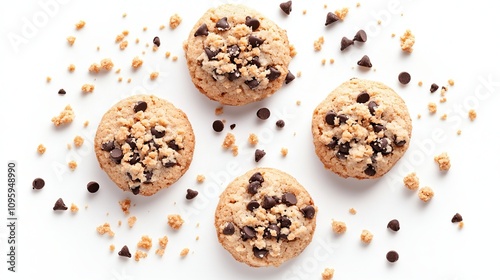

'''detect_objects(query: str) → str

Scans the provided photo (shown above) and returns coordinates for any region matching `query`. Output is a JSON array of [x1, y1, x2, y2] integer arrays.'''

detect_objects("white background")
[[1, 0, 500, 279]]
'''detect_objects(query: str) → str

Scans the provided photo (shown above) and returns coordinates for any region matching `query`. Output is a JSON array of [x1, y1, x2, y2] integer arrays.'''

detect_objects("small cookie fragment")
[[131, 56, 143, 69], [334, 7, 349, 20], [169, 14, 182, 29], [459, 221, 464, 229], [349, 208, 357, 215], [37, 144, 46, 155], [167, 214, 184, 230], [215, 106, 224, 115], [134, 250, 147, 261], [418, 186, 434, 202], [68, 160, 77, 170], [137, 235, 152, 250], [386, 250, 399, 263], [222, 133, 236, 149], [155, 236, 169, 256], [248, 133, 259, 146], [387, 219, 400, 231], [53, 198, 68, 210], [468, 110, 477, 121], [68, 64, 76, 72], [109, 244, 115, 252], [180, 248, 190, 257], [73, 136, 84, 147], [118, 245, 132, 258], [451, 213, 463, 223], [100, 58, 114, 71], [150, 71, 159, 80], [428, 102, 437, 114], [332, 220, 346, 234], [70, 203, 79, 212], [434, 152, 451, 171], [280, 147, 288, 156], [119, 198, 132, 215], [400, 29, 415, 53], [196, 174, 205, 183], [322, 268, 335, 279], [81, 84, 95, 93], [360, 229, 373, 244], [403, 172, 419, 191], [96, 222, 115, 237], [128, 216, 137, 228], [51, 105, 74, 126], [314, 36, 325, 51], [75, 20, 86, 29], [448, 79, 455, 86], [66, 36, 76, 46]]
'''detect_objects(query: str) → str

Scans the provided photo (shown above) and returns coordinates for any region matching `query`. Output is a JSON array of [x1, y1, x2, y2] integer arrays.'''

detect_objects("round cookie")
[[184, 4, 292, 106], [94, 95, 195, 196], [214, 168, 317, 267], [312, 78, 412, 179]]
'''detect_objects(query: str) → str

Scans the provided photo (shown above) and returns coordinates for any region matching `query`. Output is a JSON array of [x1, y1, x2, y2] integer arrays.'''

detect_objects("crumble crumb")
[[81, 84, 95, 93], [215, 106, 224, 115], [231, 145, 239, 156], [296, 100, 302, 106], [137, 235, 152, 250], [440, 114, 447, 120], [118, 77, 123, 82], [167, 214, 184, 230], [83, 120, 89, 127], [457, 129, 462, 135], [222, 133, 236, 149], [37, 144, 46, 155], [458, 221, 464, 229], [152, 45, 158, 52], [289, 45, 297, 57], [172, 56, 178, 61], [391, 33, 396, 38], [165, 51, 171, 58], [248, 133, 258, 146], [400, 29, 415, 53], [100, 58, 114, 71], [67, 36, 76, 46], [118, 220, 122, 227], [122, 13, 127, 18], [131, 56, 143, 69], [109, 244, 115, 252], [440, 86, 448, 96], [196, 174, 205, 183], [332, 220, 347, 234], [68, 160, 77, 170], [70, 203, 79, 212], [46, 76, 52, 83], [169, 13, 182, 29], [321, 58, 326, 65], [67, 143, 72, 150], [52, 105, 74, 126], [360, 229, 373, 244], [356, 2, 361, 7], [448, 79, 455, 86], [297, 71, 302, 78], [468, 109, 477, 121], [418, 186, 434, 202], [75, 20, 86, 30], [302, 9, 307, 15], [155, 236, 169, 256], [196, 236, 200, 241], [349, 208, 357, 215], [73, 136, 84, 147], [377, 20, 382, 25], [119, 40, 128, 50], [314, 36, 325, 51], [115, 33, 125, 43], [418, 81, 423, 86], [96, 46, 100, 51], [150, 71, 159, 80], [440, 97, 447, 103], [96, 222, 115, 237], [322, 268, 335, 280], [417, 114, 422, 119], [434, 152, 451, 171], [119, 198, 131, 215], [329, 58, 335, 64], [88, 63, 101, 73], [159, 24, 165, 30], [281, 147, 288, 157], [68, 64, 76, 72], [180, 248, 190, 257], [128, 216, 137, 228], [428, 102, 437, 114], [134, 250, 147, 261], [403, 172, 419, 191], [334, 7, 349, 20], [143, 26, 147, 31], [127, 78, 132, 83]]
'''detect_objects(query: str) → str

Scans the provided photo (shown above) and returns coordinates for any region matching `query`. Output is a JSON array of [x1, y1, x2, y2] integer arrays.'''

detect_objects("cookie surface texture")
[[184, 4, 292, 105], [312, 78, 412, 179], [214, 168, 317, 267], [94, 95, 195, 196]]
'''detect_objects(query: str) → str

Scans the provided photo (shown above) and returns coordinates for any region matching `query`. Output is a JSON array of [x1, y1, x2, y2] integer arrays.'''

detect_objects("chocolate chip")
[[230, 124, 236, 130], [249, 172, 264, 183], [223, 222, 235, 235], [267, 67, 281, 81], [101, 141, 115, 151], [262, 196, 277, 209], [253, 247, 269, 259], [194, 23, 208, 37], [110, 148, 123, 163], [278, 216, 291, 228], [372, 123, 385, 133], [249, 56, 261, 67], [338, 114, 348, 124], [357, 92, 370, 103], [241, 226, 256, 241], [338, 142, 350, 154], [371, 138, 389, 153], [134, 101, 147, 113], [368, 101, 378, 115], [186, 189, 199, 200], [255, 149, 266, 162], [167, 140, 180, 151], [118, 245, 132, 258], [398, 72, 411, 84], [280, 1, 292, 15], [394, 138, 406, 147], [364, 165, 376, 176], [248, 35, 264, 48], [32, 178, 45, 189], [151, 127, 165, 138], [216, 17, 230, 31], [327, 137, 338, 150], [212, 120, 224, 132], [58, 89, 66, 95], [153, 36, 161, 47], [451, 213, 463, 223], [53, 198, 68, 210], [131, 186, 140, 195], [264, 224, 280, 239], [430, 83, 439, 93], [285, 71, 295, 84], [125, 138, 137, 150], [357, 55, 372, 68], [129, 153, 140, 165], [87, 181, 99, 193], [276, 119, 285, 128], [340, 37, 354, 51], [245, 79, 260, 89], [281, 192, 297, 206], [387, 219, 400, 231], [353, 30, 367, 42], [325, 110, 337, 125], [227, 69, 241, 81], [144, 170, 153, 182], [245, 16, 260, 30], [325, 12, 339, 26], [386, 251, 399, 263], [247, 181, 261, 195], [256, 108, 271, 120], [204, 47, 219, 60], [301, 206, 316, 219], [247, 200, 260, 211], [336, 151, 347, 160]]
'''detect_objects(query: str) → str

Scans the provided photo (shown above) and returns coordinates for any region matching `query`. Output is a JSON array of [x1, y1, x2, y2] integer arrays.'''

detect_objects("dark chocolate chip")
[[280, 1, 292, 15], [371, 138, 389, 153], [249, 56, 261, 67], [451, 213, 463, 223], [58, 89, 66, 95], [101, 141, 115, 151], [337, 114, 348, 124], [125, 138, 137, 150], [153, 36, 161, 47], [372, 123, 385, 133], [241, 226, 256, 241], [364, 164, 376, 176], [245, 79, 260, 89], [163, 161, 176, 169], [276, 119, 285, 128], [267, 66, 281, 81], [325, 12, 339, 26], [247, 200, 260, 211], [394, 138, 406, 147], [151, 127, 165, 138], [264, 224, 280, 239], [281, 192, 297, 206], [256, 108, 271, 120], [212, 120, 224, 132], [249, 172, 264, 183], [144, 170, 153, 182], [118, 245, 132, 258], [110, 148, 124, 163], [228, 44, 240, 60], [356, 92, 370, 103], [398, 72, 411, 84], [278, 216, 291, 228], [134, 101, 147, 113], [285, 71, 295, 84], [325, 110, 337, 125], [368, 101, 378, 115], [53, 198, 68, 210], [340, 37, 354, 51], [430, 83, 439, 93], [204, 47, 219, 60], [353, 30, 367, 42], [386, 251, 399, 263], [387, 219, 400, 231], [228, 69, 241, 81], [32, 178, 45, 190], [255, 149, 266, 162], [357, 55, 372, 68], [186, 189, 199, 200], [326, 137, 338, 150], [261, 196, 277, 209], [223, 222, 235, 235], [167, 140, 180, 151], [194, 23, 208, 37], [87, 181, 99, 193], [245, 16, 260, 30], [247, 181, 262, 195], [338, 142, 350, 154], [230, 124, 236, 130], [216, 17, 230, 31], [336, 151, 348, 160], [301, 206, 315, 219], [129, 153, 140, 165], [253, 247, 269, 259], [131, 186, 140, 195], [248, 35, 264, 48]]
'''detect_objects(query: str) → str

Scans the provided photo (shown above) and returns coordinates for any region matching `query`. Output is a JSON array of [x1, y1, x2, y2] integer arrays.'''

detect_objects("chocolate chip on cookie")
[[194, 23, 208, 37], [216, 17, 230, 31], [245, 16, 260, 30], [223, 222, 235, 235]]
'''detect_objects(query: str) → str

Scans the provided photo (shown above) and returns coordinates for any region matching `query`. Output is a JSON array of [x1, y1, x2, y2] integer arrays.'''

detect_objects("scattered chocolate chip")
[[357, 55, 372, 68], [387, 219, 400, 231], [267, 67, 281, 81], [212, 120, 224, 132], [276, 119, 285, 128], [372, 123, 385, 133], [280, 1, 292, 15], [430, 83, 439, 93], [398, 72, 411, 84], [245, 16, 260, 30], [58, 89, 66, 95], [32, 178, 45, 190], [101, 141, 115, 151], [223, 222, 235, 235], [151, 127, 165, 138], [216, 17, 230, 31], [131, 186, 140, 195], [186, 189, 199, 200], [167, 140, 180, 151], [245, 79, 260, 89], [301, 206, 315, 219], [285, 71, 295, 84], [262, 196, 277, 209], [356, 92, 370, 103], [281, 192, 297, 206], [228, 69, 241, 81], [325, 110, 337, 125], [451, 213, 463, 223], [247, 181, 261, 195], [110, 148, 124, 163], [256, 108, 271, 120], [53, 198, 68, 210], [253, 247, 269, 259], [278, 216, 291, 228], [204, 47, 219, 60], [247, 200, 260, 211], [230, 124, 236, 130], [129, 153, 140, 165], [353, 30, 367, 42], [87, 181, 99, 193], [194, 23, 208, 37], [153, 36, 161, 47], [248, 35, 264, 48], [337, 114, 348, 124], [134, 101, 147, 113], [118, 246, 132, 258], [386, 251, 399, 263], [325, 12, 339, 26], [241, 226, 256, 241], [327, 137, 338, 150], [364, 165, 376, 176], [264, 224, 280, 239], [368, 101, 378, 115], [255, 149, 266, 162], [340, 37, 354, 51], [249, 172, 264, 183]]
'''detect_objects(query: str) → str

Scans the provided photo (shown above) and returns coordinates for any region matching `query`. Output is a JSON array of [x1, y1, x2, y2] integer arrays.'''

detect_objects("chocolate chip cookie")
[[214, 168, 317, 267], [94, 95, 195, 196], [312, 78, 412, 179], [184, 4, 292, 105]]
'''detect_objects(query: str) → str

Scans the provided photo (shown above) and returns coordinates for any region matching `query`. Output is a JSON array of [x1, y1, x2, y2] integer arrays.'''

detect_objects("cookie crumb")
[[127, 78, 132, 83], [457, 129, 462, 135], [434, 152, 450, 171], [349, 208, 357, 215], [231, 145, 239, 156], [289, 45, 297, 57], [248, 133, 259, 146], [302, 9, 307, 15], [100, 58, 114, 71], [165, 51, 171, 58], [296, 100, 302, 106], [403, 172, 419, 191], [440, 86, 448, 96], [329, 58, 335, 64], [215, 106, 224, 115], [83, 120, 89, 127], [118, 220, 122, 227], [131, 56, 143, 69], [68, 160, 77, 170], [122, 13, 127, 18], [418, 186, 434, 202], [297, 71, 302, 78], [196, 174, 205, 183], [75, 20, 86, 30], [332, 220, 347, 234], [180, 248, 190, 257], [440, 114, 447, 120], [37, 144, 46, 155], [334, 7, 349, 20], [222, 133, 236, 149], [134, 250, 147, 261], [322, 268, 335, 279], [391, 33, 396, 38], [400, 29, 415, 53], [66, 36, 76, 46], [150, 71, 159, 80], [360, 229, 373, 244], [314, 36, 325, 51], [448, 79, 455, 86], [127, 216, 137, 228], [119, 40, 128, 50], [172, 56, 178, 62], [167, 214, 184, 230], [356, 2, 361, 7], [418, 81, 423, 86], [169, 13, 182, 29], [155, 236, 169, 256], [458, 221, 464, 229], [88, 63, 101, 73], [96, 222, 115, 237], [119, 198, 132, 215], [68, 64, 75, 72], [46, 76, 52, 83], [439, 97, 447, 103], [137, 235, 152, 250], [468, 109, 477, 121], [70, 203, 79, 212], [321, 58, 326, 65], [281, 147, 288, 157], [81, 83, 95, 93], [377, 20, 382, 25], [109, 244, 115, 252], [417, 114, 422, 119], [73, 136, 84, 147], [67, 143, 72, 150], [428, 102, 437, 114]]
